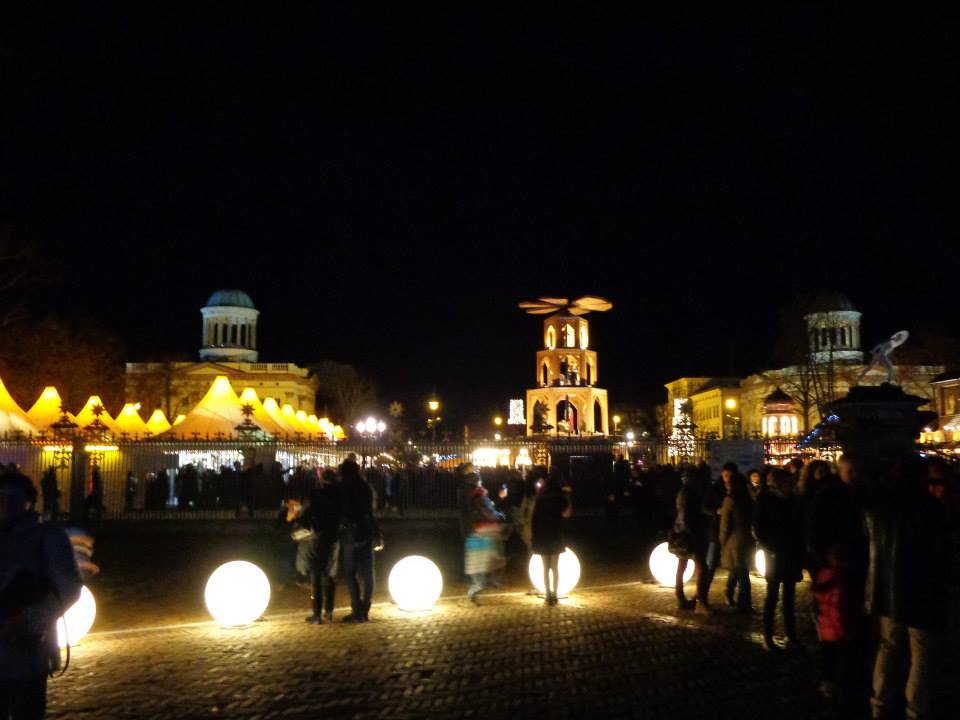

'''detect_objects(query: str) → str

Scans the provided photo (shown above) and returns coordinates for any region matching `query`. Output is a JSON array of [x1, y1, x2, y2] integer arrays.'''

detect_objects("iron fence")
[[0, 435, 836, 521]]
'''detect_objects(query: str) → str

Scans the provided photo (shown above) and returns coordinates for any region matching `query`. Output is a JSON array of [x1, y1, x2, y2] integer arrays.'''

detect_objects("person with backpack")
[[1, 470, 82, 719]]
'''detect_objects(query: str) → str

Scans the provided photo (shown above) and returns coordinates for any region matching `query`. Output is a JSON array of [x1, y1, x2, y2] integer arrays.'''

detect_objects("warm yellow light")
[[388, 556, 443, 612], [204, 561, 271, 627], [42, 445, 73, 453], [528, 547, 581, 597], [755, 549, 766, 577], [493, 416, 503, 426], [57, 585, 96, 648], [649, 542, 694, 586], [428, 400, 439, 412], [725, 398, 737, 410], [84, 444, 118, 452], [173, 414, 186, 425], [613, 415, 621, 424]]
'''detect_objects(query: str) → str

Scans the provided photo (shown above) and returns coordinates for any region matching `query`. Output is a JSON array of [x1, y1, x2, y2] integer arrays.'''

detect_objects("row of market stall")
[[0, 375, 345, 442]]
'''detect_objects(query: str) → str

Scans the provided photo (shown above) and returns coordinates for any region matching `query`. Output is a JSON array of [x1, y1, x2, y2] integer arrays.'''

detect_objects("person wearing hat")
[[0, 471, 82, 718]]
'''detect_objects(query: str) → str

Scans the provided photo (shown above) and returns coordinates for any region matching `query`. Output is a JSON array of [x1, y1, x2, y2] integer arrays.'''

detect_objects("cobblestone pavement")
[[48, 577, 840, 720]]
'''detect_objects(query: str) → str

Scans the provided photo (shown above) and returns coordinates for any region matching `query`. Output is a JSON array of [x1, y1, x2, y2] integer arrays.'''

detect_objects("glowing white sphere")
[[56, 585, 96, 648], [204, 560, 271, 627], [649, 542, 694, 586], [388, 555, 443, 611], [755, 549, 766, 576], [528, 547, 581, 597]]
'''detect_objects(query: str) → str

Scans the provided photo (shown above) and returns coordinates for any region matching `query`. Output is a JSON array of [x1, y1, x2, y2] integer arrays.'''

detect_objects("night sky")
[[3, 8, 958, 421]]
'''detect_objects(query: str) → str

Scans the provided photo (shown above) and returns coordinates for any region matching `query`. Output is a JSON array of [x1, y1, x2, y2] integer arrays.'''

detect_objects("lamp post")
[[428, 399, 440, 442], [613, 415, 621, 434]]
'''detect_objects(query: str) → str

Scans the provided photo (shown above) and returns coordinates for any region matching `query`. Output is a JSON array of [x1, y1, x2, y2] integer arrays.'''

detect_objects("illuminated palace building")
[[663, 292, 943, 443], [125, 290, 318, 419]]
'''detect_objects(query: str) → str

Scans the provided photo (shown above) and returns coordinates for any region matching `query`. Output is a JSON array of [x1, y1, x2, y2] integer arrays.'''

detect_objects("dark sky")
[[3, 7, 958, 423]]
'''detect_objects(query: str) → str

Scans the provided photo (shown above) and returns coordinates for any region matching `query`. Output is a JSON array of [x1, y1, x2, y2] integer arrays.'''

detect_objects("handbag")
[[667, 529, 692, 558]]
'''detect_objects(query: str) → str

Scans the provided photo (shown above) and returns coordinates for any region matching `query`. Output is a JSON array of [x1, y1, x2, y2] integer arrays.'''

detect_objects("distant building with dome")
[[125, 289, 318, 420], [663, 292, 943, 446]]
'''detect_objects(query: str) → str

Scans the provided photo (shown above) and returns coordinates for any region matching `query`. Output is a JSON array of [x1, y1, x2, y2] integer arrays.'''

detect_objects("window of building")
[[563, 324, 575, 348]]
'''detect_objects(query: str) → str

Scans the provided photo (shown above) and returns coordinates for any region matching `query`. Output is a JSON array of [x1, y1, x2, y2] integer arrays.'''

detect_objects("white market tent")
[[261, 396, 301, 436], [238, 387, 295, 438], [0, 377, 39, 435], [114, 403, 151, 437], [145, 408, 172, 435], [161, 376, 272, 440], [26, 386, 76, 429], [74, 396, 124, 435]]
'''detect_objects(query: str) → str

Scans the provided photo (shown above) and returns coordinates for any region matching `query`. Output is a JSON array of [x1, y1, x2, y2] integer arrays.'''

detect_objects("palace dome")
[[205, 289, 256, 309], [805, 291, 857, 314]]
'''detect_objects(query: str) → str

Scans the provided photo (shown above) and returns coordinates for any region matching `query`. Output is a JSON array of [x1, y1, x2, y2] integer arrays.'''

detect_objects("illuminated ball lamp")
[[528, 547, 581, 597], [204, 560, 271, 627], [649, 542, 694, 587], [388, 555, 443, 612], [56, 585, 96, 648]]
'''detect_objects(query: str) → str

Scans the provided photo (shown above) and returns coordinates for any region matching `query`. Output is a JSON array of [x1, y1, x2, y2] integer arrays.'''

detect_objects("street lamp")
[[725, 398, 737, 410], [427, 399, 440, 441], [613, 415, 621, 434], [493, 416, 503, 427]]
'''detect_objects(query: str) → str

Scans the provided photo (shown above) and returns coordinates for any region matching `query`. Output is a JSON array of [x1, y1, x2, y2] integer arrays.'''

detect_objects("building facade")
[[663, 293, 943, 440], [125, 290, 318, 419]]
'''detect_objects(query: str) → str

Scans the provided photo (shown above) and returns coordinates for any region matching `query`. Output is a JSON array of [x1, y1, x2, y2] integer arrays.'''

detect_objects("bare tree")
[[308, 360, 377, 423]]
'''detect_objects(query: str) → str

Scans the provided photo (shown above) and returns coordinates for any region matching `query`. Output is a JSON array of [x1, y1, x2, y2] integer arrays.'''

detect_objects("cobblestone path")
[[48, 579, 833, 720]]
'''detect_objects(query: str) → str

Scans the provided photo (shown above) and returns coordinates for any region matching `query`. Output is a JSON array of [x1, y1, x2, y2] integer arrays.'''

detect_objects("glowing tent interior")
[[0, 377, 39, 435], [27, 386, 76, 429], [160, 376, 271, 440], [144, 408, 172, 435], [74, 396, 123, 435], [114, 403, 151, 437], [238, 387, 295, 438]]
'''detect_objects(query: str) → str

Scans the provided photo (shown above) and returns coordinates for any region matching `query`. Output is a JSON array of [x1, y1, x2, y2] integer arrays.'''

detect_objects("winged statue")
[[518, 295, 613, 316]]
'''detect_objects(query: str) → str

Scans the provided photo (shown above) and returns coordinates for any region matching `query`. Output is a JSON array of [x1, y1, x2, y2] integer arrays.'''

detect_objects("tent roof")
[[161, 376, 271, 440], [27, 386, 77, 429], [74, 396, 123, 435], [114, 403, 150, 437], [145, 409, 172, 435], [261, 397, 302, 436], [238, 388, 295, 438], [0, 377, 39, 436]]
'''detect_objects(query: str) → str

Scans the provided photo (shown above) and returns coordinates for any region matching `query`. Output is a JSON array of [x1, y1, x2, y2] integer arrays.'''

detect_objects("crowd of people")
[[667, 454, 958, 718]]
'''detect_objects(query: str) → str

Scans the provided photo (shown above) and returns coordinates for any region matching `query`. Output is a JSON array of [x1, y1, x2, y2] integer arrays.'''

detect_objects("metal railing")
[[0, 435, 838, 521]]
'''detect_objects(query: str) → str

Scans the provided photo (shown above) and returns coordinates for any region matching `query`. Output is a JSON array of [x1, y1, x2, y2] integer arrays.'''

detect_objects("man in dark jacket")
[[671, 470, 707, 610], [1, 471, 82, 719], [339, 460, 381, 623], [866, 455, 950, 720], [304, 469, 341, 624]]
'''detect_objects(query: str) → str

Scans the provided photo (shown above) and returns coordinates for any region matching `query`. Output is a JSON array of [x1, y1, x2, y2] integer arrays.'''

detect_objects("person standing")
[[464, 475, 505, 605], [865, 455, 950, 720], [286, 468, 343, 624], [754, 470, 804, 650], [531, 473, 573, 606], [39, 468, 59, 521], [720, 471, 754, 612], [671, 470, 708, 611], [339, 460, 381, 623], [124, 470, 138, 512], [808, 458, 869, 709], [699, 464, 731, 610], [1, 471, 83, 719]]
